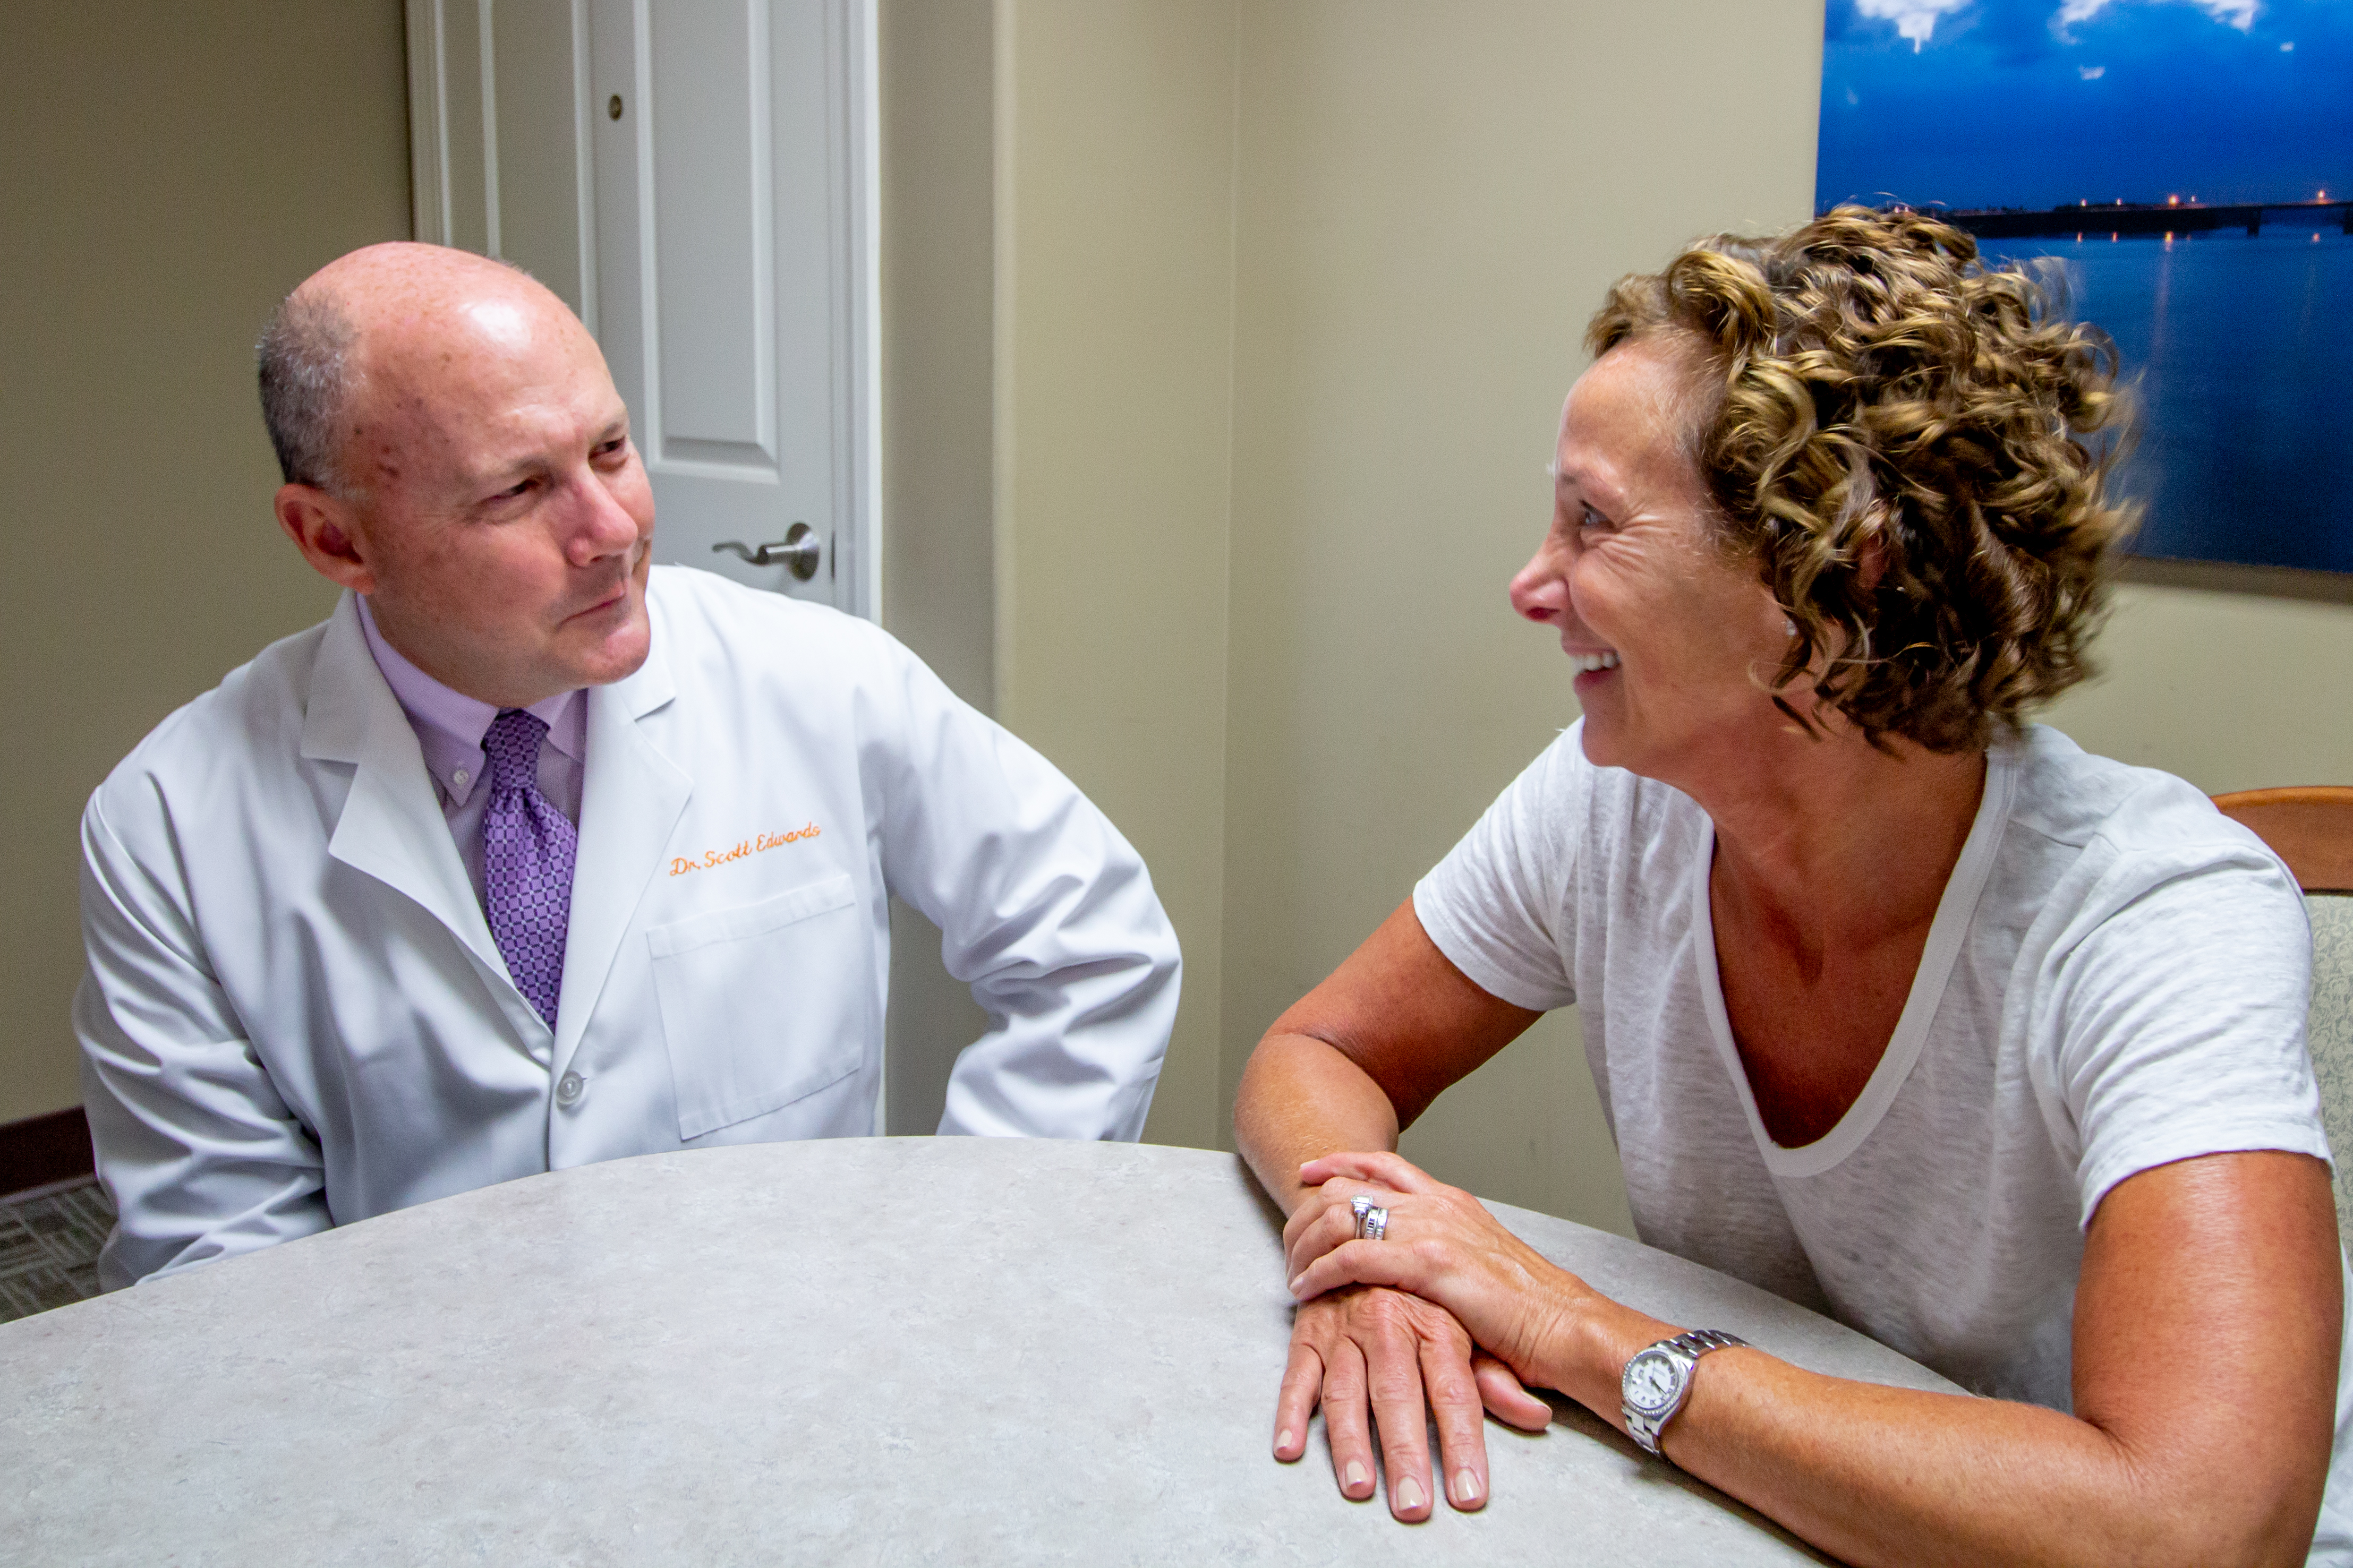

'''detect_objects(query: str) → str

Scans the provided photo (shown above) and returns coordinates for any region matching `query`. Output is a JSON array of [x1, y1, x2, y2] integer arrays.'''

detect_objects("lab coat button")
[[556, 1071, 585, 1107]]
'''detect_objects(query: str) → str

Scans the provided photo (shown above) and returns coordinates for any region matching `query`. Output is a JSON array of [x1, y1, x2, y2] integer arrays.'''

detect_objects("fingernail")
[[1455, 1469, 1482, 1503], [1286, 1275, 1302, 1295], [1395, 1476, 1426, 1512], [1344, 1459, 1368, 1490], [1276, 1427, 1295, 1455]]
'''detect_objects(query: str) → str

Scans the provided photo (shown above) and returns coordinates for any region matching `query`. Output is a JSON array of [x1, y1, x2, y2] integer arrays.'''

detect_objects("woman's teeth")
[[1572, 651, 1620, 673]]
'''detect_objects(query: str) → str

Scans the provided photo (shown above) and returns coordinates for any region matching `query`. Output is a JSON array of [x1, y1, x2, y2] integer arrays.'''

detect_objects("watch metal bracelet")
[[1621, 1328, 1749, 1457]]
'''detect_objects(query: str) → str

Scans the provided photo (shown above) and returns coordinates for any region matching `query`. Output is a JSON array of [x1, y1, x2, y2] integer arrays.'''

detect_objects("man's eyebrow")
[[458, 453, 546, 498]]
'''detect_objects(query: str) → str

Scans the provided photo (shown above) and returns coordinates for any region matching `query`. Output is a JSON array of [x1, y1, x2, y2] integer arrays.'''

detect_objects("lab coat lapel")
[[303, 595, 511, 985], [552, 626, 689, 1072]]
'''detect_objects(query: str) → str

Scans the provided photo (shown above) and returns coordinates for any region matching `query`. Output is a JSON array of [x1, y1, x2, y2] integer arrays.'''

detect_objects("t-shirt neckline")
[[1689, 740, 2021, 1179]]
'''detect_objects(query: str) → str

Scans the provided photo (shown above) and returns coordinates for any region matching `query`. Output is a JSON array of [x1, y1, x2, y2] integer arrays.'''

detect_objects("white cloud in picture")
[[1857, 0, 1971, 50], [2056, 0, 2261, 44]]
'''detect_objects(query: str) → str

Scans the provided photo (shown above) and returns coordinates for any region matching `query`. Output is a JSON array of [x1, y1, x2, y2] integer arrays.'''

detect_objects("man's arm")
[[869, 648, 1180, 1140], [77, 793, 329, 1287]]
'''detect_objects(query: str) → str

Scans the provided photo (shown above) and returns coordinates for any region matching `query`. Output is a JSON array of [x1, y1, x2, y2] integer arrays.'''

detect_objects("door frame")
[[402, 0, 881, 622]]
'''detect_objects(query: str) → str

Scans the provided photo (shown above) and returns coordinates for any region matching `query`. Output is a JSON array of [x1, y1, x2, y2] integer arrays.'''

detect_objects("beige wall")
[[2045, 569, 2353, 792], [0, 3, 412, 1127], [988, 0, 1242, 1151], [878, 0, 998, 1132], [978, 0, 1825, 1212]]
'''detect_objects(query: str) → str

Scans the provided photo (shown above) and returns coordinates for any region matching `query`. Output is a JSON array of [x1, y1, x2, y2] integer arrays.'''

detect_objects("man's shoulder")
[[649, 564, 891, 648], [644, 565, 919, 694], [91, 616, 335, 828]]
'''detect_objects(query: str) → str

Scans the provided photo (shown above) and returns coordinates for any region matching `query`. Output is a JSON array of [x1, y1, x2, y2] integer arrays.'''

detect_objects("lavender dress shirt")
[[356, 596, 586, 910]]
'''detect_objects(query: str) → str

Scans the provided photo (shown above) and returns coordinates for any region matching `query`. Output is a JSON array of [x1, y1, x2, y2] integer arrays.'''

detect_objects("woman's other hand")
[[1272, 1281, 1549, 1520]]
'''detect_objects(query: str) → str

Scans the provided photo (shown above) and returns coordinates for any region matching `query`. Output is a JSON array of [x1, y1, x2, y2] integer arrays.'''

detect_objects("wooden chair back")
[[2212, 786, 2353, 894]]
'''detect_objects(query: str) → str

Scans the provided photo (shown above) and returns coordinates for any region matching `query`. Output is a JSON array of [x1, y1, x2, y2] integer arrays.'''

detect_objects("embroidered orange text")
[[669, 822, 822, 877]]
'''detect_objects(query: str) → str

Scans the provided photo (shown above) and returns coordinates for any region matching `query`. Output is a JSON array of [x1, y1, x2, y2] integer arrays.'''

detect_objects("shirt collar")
[[356, 595, 586, 807]]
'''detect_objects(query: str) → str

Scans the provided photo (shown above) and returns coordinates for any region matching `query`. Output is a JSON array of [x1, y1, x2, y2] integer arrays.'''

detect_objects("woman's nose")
[[1508, 544, 1568, 623]]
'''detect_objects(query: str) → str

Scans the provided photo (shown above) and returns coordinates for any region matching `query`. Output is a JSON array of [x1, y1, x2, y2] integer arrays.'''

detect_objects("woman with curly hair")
[[1235, 208, 2347, 1564]]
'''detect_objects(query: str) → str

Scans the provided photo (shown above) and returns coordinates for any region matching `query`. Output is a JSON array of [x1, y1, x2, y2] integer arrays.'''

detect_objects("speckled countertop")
[[0, 1138, 1951, 1564]]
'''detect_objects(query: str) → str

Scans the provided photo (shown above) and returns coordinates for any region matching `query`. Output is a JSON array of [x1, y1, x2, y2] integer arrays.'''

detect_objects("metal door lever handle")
[[713, 522, 822, 581]]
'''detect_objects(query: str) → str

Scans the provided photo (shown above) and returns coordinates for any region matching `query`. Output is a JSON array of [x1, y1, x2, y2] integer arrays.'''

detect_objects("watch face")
[[1624, 1349, 1681, 1412]]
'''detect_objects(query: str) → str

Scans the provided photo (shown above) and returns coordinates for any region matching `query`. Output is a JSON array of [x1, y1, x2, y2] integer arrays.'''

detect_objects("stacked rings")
[[1350, 1192, 1389, 1241]]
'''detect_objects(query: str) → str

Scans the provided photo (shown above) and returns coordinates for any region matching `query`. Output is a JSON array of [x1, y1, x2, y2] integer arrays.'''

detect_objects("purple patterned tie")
[[482, 708, 577, 1029]]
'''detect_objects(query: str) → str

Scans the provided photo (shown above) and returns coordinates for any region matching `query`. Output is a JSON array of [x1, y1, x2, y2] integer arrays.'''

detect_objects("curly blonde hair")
[[1588, 205, 2137, 753]]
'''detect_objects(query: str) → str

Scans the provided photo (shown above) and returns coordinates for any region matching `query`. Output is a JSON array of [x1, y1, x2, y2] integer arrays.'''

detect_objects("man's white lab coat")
[[77, 567, 1179, 1287]]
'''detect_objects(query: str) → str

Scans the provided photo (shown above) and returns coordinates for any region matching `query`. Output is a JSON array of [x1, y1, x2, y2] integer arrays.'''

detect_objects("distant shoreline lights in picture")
[[1817, 0, 2352, 576]]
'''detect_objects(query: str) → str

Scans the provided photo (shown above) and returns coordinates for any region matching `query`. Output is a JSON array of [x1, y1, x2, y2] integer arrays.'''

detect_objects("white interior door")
[[405, 0, 877, 616]]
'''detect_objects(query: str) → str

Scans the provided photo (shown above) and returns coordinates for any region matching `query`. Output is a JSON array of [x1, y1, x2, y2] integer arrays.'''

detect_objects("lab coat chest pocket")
[[647, 873, 865, 1139]]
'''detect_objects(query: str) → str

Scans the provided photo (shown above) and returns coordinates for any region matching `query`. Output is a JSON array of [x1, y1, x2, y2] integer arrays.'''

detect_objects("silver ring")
[[1353, 1201, 1389, 1241]]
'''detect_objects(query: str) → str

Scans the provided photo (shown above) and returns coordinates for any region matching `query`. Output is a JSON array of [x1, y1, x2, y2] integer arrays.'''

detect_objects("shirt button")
[[453, 768, 470, 786], [556, 1071, 585, 1107]]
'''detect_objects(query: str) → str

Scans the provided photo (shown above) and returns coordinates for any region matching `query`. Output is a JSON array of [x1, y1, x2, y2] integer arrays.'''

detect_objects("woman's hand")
[[1285, 1151, 1606, 1393]]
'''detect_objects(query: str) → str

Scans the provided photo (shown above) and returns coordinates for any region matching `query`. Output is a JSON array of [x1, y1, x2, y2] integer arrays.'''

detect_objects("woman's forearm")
[[1522, 1289, 2323, 1568], [1234, 1033, 1402, 1217], [1635, 1349, 2316, 1568]]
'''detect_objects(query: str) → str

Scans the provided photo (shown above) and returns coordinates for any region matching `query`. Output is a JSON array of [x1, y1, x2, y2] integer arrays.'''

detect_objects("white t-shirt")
[[1414, 721, 2352, 1560]]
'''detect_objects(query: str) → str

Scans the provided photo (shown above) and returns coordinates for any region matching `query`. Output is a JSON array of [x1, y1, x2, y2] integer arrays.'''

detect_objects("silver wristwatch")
[[1621, 1329, 1748, 1456]]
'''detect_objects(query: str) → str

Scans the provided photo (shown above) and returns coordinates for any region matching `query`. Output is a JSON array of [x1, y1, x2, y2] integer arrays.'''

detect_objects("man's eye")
[[492, 478, 536, 502], [594, 438, 629, 460], [1578, 505, 1610, 533]]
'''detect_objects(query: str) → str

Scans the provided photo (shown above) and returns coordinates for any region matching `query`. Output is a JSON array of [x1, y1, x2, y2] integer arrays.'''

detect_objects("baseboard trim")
[[1, 1107, 95, 1201]]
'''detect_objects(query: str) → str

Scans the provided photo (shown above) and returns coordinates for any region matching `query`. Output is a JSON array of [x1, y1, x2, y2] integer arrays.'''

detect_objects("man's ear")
[[274, 483, 376, 594]]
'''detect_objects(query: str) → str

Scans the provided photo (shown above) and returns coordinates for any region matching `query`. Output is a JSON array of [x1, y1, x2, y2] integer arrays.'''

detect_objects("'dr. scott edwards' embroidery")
[[668, 824, 821, 877]]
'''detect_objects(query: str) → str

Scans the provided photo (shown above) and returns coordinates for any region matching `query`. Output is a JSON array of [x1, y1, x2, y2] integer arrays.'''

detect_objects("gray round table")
[[1, 1139, 1955, 1564]]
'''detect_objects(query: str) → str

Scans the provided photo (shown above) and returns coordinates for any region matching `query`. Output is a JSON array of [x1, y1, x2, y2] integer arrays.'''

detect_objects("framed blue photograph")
[[1817, 0, 2352, 575]]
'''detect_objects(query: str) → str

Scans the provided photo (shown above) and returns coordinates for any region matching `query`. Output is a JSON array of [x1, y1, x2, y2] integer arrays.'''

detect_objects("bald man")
[[75, 244, 1180, 1287]]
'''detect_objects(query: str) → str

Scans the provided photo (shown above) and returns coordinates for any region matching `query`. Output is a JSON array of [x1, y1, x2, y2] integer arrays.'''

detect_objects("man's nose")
[[565, 472, 643, 565]]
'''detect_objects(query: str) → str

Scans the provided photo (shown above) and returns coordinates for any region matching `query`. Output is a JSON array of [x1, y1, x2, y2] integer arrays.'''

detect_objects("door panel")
[[406, 0, 594, 322], [593, 0, 860, 609], [647, 0, 772, 460]]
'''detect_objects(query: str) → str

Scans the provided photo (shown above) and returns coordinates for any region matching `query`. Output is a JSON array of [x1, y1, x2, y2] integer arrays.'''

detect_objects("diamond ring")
[[1351, 1193, 1389, 1241]]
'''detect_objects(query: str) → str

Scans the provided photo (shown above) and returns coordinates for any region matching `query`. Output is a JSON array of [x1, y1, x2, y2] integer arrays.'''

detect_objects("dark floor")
[[0, 1179, 112, 1323]]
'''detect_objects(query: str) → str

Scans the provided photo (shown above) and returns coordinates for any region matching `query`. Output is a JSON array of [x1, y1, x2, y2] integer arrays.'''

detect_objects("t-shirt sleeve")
[[2043, 828, 2328, 1228], [1412, 727, 1586, 1014]]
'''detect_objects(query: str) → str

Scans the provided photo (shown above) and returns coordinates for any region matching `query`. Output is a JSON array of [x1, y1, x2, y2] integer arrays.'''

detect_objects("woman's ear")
[[1854, 529, 1890, 593]]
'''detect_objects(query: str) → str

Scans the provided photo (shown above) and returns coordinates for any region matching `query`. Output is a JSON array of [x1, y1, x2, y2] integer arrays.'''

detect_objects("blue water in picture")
[[1986, 227, 2353, 575]]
